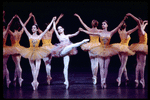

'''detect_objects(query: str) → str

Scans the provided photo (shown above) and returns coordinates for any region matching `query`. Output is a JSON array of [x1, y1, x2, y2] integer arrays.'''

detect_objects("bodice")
[[139, 33, 147, 44], [100, 37, 111, 46], [89, 35, 100, 43], [42, 39, 52, 44], [29, 39, 40, 47], [120, 37, 131, 45], [3, 38, 6, 46]]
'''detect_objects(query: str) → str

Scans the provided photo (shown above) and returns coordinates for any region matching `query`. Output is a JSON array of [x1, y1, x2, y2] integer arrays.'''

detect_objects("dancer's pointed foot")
[[64, 81, 69, 89], [31, 81, 39, 90], [116, 78, 121, 86], [92, 77, 97, 85], [135, 80, 139, 88], [140, 79, 145, 88], [19, 78, 23, 87], [6, 79, 11, 88], [47, 76, 52, 85]]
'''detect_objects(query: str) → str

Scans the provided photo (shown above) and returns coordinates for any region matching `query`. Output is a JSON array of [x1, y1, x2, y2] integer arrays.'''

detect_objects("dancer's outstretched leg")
[[63, 55, 70, 89], [43, 55, 52, 85], [3, 56, 11, 88], [12, 55, 23, 87], [60, 39, 89, 56]]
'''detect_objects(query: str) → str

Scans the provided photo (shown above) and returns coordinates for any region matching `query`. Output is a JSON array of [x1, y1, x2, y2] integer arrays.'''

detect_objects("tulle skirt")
[[51, 42, 78, 57], [81, 42, 101, 51]]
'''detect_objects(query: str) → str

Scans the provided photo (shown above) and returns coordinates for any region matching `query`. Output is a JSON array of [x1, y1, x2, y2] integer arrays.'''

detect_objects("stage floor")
[[3, 72, 148, 99]]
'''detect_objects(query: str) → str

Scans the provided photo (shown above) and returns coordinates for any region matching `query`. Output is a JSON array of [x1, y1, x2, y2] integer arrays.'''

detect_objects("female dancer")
[[3, 15, 16, 88], [32, 13, 64, 85], [113, 22, 138, 86], [52, 21, 89, 89], [79, 15, 127, 88], [17, 15, 56, 90], [74, 13, 101, 85], [8, 13, 32, 87], [126, 13, 148, 88]]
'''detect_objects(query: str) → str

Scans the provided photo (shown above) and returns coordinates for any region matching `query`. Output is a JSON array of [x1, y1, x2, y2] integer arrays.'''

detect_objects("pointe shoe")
[[64, 81, 69, 89], [19, 78, 23, 87], [31, 81, 39, 90], [140, 79, 145, 88], [135, 80, 139, 88], [116, 78, 121, 86], [103, 83, 107, 88], [6, 79, 11, 88], [92, 77, 97, 85], [47, 76, 52, 85]]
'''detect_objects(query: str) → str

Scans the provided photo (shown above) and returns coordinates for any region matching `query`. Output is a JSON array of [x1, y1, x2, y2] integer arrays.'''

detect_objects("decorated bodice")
[[100, 37, 111, 46], [29, 39, 40, 47], [120, 37, 131, 45], [89, 35, 100, 43], [139, 33, 147, 44]]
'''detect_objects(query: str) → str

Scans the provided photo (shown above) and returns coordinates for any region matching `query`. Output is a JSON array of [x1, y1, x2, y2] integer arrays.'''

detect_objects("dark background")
[[3, 1, 148, 81]]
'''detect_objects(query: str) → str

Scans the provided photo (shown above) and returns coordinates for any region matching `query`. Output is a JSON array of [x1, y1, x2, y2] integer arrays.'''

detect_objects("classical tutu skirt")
[[81, 42, 101, 51]]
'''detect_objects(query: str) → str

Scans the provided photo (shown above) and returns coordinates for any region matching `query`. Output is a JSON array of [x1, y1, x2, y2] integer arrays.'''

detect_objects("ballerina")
[[79, 15, 127, 88], [52, 21, 89, 89], [3, 14, 16, 88], [17, 15, 56, 90], [112, 22, 138, 86], [126, 13, 148, 88], [8, 13, 32, 87], [74, 13, 101, 85], [32, 13, 64, 85]]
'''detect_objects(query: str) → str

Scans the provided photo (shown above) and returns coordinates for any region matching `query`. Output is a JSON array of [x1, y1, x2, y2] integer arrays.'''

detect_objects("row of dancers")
[[3, 11, 148, 90]]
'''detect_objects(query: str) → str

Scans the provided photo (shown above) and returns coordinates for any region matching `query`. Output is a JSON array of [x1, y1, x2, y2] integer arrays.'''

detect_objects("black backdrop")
[[3, 1, 148, 77]]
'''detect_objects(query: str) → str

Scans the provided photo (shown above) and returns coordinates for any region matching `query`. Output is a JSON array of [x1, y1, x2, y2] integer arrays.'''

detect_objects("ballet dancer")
[[79, 15, 127, 88], [112, 22, 138, 86], [17, 15, 56, 90], [32, 13, 64, 84], [8, 13, 32, 87], [126, 13, 148, 88], [52, 21, 89, 89], [3, 14, 16, 88], [74, 13, 101, 84]]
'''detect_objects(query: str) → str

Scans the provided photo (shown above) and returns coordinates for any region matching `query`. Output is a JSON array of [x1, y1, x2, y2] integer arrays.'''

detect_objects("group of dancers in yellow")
[[3, 10, 148, 90]]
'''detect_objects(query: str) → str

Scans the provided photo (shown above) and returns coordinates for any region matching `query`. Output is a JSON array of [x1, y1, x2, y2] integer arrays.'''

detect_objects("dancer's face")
[[102, 22, 108, 29], [32, 25, 38, 33], [57, 26, 64, 34]]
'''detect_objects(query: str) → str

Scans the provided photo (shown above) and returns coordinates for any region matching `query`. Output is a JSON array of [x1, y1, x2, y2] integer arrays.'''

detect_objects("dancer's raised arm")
[[74, 13, 91, 30], [17, 15, 32, 38], [110, 15, 128, 37], [67, 30, 80, 38], [127, 25, 138, 35], [38, 16, 56, 39], [53, 21, 61, 39], [79, 27, 100, 36]]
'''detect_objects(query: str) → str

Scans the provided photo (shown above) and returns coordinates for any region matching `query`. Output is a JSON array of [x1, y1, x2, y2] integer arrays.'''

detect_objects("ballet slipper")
[[47, 76, 52, 85], [92, 77, 97, 85], [101, 78, 106, 89], [135, 80, 139, 88], [64, 81, 69, 89], [6, 79, 11, 88], [116, 78, 121, 86], [140, 79, 145, 88], [103, 83, 107, 88], [19, 78, 23, 87], [31, 81, 39, 90]]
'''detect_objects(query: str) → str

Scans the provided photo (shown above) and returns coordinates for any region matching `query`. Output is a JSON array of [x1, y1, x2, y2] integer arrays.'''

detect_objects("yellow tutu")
[[81, 35, 101, 51], [129, 33, 148, 55], [90, 37, 119, 57], [111, 37, 135, 56], [20, 39, 50, 60], [3, 38, 13, 56]]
